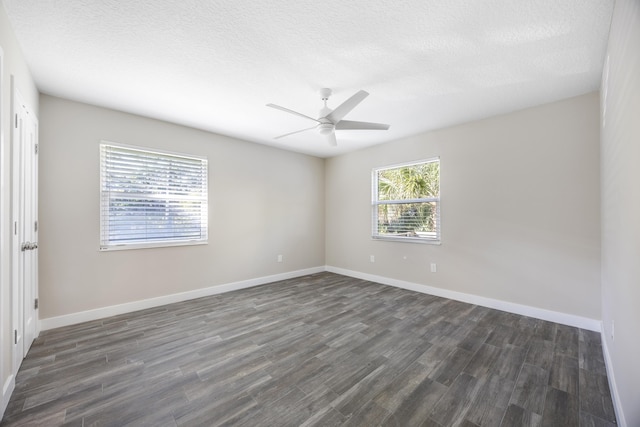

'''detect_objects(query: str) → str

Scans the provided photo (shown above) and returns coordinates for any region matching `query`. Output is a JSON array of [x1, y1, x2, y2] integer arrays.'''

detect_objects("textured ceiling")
[[2, 0, 614, 157]]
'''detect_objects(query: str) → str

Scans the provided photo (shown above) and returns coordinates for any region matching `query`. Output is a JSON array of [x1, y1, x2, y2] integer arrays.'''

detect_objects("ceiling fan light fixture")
[[318, 123, 334, 135]]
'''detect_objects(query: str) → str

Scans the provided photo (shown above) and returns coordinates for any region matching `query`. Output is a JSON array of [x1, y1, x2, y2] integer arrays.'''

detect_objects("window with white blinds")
[[372, 158, 440, 243], [100, 143, 208, 250]]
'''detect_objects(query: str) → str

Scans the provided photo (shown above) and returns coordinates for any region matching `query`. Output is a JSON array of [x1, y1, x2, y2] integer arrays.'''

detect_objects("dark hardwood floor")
[[1, 272, 616, 426]]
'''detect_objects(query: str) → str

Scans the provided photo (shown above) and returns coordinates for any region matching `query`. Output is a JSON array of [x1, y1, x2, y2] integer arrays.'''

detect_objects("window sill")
[[99, 240, 208, 252], [372, 235, 441, 245]]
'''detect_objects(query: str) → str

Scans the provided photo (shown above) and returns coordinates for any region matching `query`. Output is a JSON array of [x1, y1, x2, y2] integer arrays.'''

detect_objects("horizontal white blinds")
[[374, 201, 440, 239], [100, 143, 208, 249]]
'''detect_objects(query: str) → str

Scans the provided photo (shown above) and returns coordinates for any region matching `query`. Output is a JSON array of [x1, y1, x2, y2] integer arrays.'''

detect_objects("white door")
[[11, 85, 38, 370]]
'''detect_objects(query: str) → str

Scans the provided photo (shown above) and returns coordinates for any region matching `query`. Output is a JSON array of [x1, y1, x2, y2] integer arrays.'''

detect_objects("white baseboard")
[[1, 374, 15, 421], [326, 266, 601, 332], [601, 332, 627, 427], [39, 266, 325, 331], [39, 264, 601, 333]]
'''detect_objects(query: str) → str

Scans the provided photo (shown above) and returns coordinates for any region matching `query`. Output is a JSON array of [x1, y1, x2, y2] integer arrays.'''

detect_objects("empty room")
[[1, 0, 638, 426]]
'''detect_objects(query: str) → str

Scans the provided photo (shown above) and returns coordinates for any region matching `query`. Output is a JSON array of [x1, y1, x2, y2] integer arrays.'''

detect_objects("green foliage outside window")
[[375, 160, 440, 239]]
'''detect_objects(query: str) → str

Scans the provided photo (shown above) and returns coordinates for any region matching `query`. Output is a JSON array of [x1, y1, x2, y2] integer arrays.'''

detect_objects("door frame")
[[0, 45, 9, 416], [10, 79, 39, 374]]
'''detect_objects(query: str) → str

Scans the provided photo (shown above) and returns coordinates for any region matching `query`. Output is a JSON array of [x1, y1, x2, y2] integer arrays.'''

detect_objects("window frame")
[[371, 157, 441, 244], [99, 141, 208, 251]]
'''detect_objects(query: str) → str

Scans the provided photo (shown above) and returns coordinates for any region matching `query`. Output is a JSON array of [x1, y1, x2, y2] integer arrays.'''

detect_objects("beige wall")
[[326, 92, 601, 320], [38, 95, 325, 319], [0, 3, 39, 413], [600, 0, 640, 424]]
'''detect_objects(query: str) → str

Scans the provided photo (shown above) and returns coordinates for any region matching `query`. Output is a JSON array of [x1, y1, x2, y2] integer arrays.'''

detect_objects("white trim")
[[10, 78, 22, 375], [40, 265, 603, 333], [99, 240, 208, 252], [374, 156, 440, 172], [0, 45, 5, 421], [601, 331, 627, 427], [1, 374, 15, 421], [372, 235, 441, 245], [39, 267, 324, 331], [325, 266, 601, 331]]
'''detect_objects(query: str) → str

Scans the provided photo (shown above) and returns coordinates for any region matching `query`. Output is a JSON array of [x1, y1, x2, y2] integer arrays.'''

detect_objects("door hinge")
[[15, 114, 17, 128], [35, 144, 39, 155], [35, 298, 39, 309], [14, 221, 18, 235], [34, 221, 38, 232], [14, 330, 17, 344]]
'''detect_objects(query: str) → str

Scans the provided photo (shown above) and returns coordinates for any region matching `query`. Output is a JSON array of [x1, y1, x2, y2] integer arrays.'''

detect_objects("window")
[[100, 142, 208, 250], [372, 158, 440, 243]]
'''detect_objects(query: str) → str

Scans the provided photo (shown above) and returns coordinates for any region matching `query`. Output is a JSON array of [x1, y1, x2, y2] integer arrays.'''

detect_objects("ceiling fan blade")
[[274, 126, 318, 139], [266, 104, 320, 123], [327, 131, 338, 147], [335, 120, 390, 131], [326, 90, 369, 123]]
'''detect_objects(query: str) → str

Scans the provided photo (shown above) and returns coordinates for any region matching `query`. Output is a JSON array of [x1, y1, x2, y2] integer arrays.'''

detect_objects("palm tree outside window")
[[372, 158, 440, 243]]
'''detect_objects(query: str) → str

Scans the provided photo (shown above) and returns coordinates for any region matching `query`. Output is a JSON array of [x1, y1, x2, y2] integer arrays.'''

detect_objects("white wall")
[[326, 92, 601, 321], [600, 0, 640, 425], [0, 3, 39, 417], [38, 95, 325, 320]]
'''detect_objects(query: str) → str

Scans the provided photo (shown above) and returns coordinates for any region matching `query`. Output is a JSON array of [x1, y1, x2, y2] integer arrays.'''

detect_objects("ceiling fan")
[[267, 88, 390, 147]]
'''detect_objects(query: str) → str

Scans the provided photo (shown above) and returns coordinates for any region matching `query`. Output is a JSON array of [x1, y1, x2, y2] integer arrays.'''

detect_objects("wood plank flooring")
[[1, 272, 616, 426]]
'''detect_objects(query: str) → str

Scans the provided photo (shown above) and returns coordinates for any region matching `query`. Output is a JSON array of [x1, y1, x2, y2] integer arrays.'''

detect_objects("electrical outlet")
[[277, 254, 283, 263], [430, 263, 437, 273], [370, 255, 375, 263]]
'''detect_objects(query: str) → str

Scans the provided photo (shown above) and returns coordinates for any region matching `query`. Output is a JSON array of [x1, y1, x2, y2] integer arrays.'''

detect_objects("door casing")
[[11, 81, 39, 373]]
